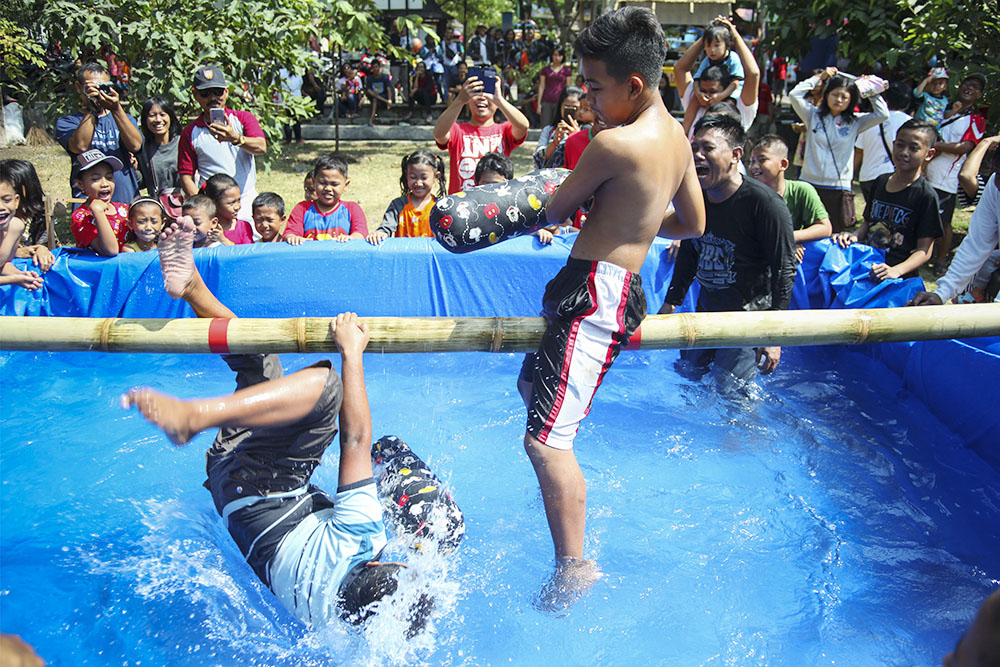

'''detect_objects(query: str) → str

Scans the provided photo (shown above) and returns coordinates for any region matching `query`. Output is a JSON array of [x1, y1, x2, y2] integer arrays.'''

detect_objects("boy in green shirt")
[[749, 134, 832, 261]]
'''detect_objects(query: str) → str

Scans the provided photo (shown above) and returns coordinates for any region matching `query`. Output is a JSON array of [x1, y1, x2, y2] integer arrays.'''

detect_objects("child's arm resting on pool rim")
[[659, 153, 705, 240], [332, 312, 374, 488]]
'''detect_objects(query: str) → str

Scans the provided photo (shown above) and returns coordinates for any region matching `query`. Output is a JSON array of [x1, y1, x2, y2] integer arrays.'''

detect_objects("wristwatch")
[[235, 134, 246, 147]]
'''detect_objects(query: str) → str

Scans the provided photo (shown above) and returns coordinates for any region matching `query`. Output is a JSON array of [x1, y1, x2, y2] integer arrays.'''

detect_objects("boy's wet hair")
[[753, 134, 789, 159], [896, 118, 938, 148], [699, 65, 731, 88], [252, 192, 285, 217], [339, 563, 434, 638], [76, 61, 108, 83], [883, 81, 912, 111], [693, 112, 746, 149], [573, 6, 666, 89], [182, 193, 215, 216], [314, 154, 349, 179], [204, 173, 239, 202], [703, 24, 733, 50], [474, 152, 514, 183], [818, 74, 860, 122]]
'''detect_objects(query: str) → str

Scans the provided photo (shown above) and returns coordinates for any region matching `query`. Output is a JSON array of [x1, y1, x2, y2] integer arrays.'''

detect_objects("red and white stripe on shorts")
[[537, 260, 632, 449]]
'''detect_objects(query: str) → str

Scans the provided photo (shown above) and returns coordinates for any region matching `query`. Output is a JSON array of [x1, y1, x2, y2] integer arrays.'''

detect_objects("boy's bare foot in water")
[[121, 388, 199, 445], [534, 557, 602, 614], [158, 216, 198, 299]]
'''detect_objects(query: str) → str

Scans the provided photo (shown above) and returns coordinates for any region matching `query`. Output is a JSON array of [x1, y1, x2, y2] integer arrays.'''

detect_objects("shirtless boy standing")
[[517, 6, 705, 608]]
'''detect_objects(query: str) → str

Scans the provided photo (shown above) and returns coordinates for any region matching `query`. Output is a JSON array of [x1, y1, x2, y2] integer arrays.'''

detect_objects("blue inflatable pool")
[[1, 236, 997, 664]]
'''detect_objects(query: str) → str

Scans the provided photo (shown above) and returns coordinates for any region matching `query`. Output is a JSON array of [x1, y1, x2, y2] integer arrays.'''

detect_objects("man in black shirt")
[[661, 113, 796, 385]]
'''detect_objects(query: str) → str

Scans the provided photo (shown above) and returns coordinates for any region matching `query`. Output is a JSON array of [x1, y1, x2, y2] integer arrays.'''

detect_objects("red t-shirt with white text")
[[437, 121, 525, 193]]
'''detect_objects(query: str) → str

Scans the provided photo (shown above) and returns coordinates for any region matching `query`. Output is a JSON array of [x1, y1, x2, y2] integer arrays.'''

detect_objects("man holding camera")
[[56, 62, 143, 205]]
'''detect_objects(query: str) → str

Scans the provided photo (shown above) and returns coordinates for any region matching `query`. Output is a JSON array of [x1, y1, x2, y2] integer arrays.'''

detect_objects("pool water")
[[1, 345, 997, 665]]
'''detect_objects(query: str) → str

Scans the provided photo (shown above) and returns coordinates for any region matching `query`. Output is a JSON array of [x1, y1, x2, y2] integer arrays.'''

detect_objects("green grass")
[[0, 140, 972, 291]]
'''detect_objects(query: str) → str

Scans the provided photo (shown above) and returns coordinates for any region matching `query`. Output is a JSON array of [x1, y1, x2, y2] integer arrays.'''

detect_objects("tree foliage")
[[539, 0, 580, 46], [0, 15, 47, 98], [760, 0, 909, 70], [435, 0, 513, 35], [9, 0, 398, 157], [762, 0, 1000, 123]]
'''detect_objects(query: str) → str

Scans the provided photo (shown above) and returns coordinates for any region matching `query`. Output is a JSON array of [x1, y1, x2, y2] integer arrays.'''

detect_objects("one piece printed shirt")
[[71, 201, 131, 252], [284, 200, 368, 241], [864, 174, 942, 276]]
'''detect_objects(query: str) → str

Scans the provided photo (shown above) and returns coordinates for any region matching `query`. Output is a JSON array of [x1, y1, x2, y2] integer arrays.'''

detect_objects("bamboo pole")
[[2, 305, 999, 354]]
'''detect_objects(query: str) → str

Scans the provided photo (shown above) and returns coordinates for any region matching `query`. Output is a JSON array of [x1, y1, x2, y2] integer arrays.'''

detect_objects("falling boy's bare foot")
[[158, 216, 199, 299], [121, 388, 199, 446]]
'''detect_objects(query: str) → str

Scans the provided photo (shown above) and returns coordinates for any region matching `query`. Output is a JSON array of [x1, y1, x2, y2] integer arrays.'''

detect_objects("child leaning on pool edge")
[[125, 196, 166, 252], [252, 192, 286, 243], [284, 154, 368, 244], [0, 163, 43, 290], [70, 149, 132, 257], [367, 150, 445, 245], [833, 118, 942, 281]]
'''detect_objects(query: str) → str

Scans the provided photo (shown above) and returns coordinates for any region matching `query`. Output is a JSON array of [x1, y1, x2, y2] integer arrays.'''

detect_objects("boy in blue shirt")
[[913, 67, 950, 127]]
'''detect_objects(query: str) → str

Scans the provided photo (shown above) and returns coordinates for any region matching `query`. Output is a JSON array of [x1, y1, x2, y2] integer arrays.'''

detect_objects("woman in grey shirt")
[[138, 96, 181, 197]]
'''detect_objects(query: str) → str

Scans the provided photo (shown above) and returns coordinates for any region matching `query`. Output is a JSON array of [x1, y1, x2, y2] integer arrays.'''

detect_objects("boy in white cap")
[[70, 149, 132, 256]]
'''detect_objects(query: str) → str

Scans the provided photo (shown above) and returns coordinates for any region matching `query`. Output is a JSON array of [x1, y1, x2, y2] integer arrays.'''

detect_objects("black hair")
[[705, 100, 739, 121], [474, 151, 514, 183], [314, 154, 349, 179], [304, 169, 315, 181], [399, 149, 446, 197], [252, 192, 286, 217], [573, 6, 666, 89], [551, 45, 567, 61], [896, 118, 939, 148], [140, 96, 181, 146], [76, 61, 108, 83], [818, 74, 860, 122], [203, 173, 240, 202], [0, 159, 46, 243], [692, 112, 746, 149], [753, 134, 789, 159], [883, 81, 912, 111], [558, 85, 584, 108], [703, 24, 733, 50], [338, 563, 434, 639], [181, 193, 215, 216], [698, 65, 731, 89]]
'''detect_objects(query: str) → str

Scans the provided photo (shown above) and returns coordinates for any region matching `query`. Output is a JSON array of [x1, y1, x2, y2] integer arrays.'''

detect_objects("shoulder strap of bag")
[[878, 123, 895, 166]]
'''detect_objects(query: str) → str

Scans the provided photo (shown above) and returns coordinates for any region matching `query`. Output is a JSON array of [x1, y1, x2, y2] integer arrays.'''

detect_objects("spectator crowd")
[[1, 16, 997, 333]]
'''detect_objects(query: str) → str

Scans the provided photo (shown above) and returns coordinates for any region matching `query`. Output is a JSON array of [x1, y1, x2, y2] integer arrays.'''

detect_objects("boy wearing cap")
[[914, 67, 950, 127], [55, 62, 143, 207], [177, 65, 267, 222], [70, 149, 132, 256]]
